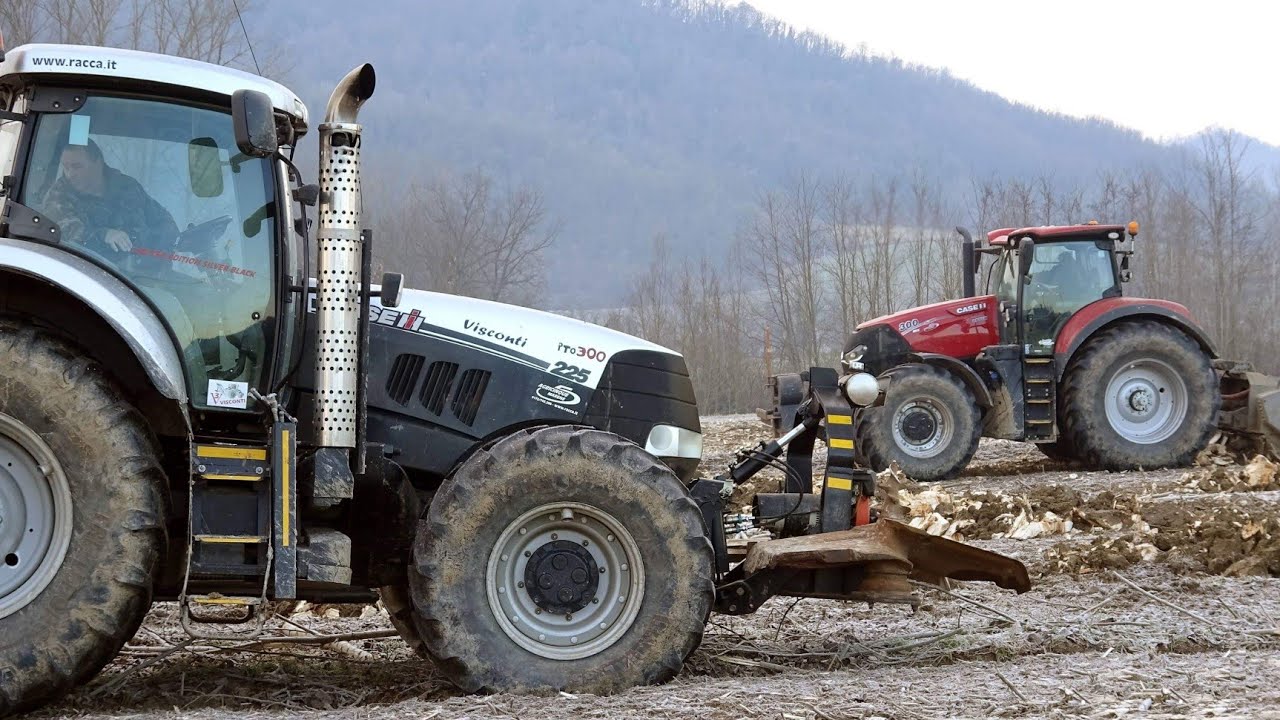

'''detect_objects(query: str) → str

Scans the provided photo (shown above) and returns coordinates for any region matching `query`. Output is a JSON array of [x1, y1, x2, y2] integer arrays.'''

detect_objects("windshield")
[[21, 93, 277, 411]]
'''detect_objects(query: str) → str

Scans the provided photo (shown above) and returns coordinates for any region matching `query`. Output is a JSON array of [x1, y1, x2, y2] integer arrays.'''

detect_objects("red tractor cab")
[[840, 223, 1220, 480]]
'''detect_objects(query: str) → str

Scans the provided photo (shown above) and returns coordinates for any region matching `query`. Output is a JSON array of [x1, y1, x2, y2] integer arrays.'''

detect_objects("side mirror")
[[379, 272, 404, 308], [231, 89, 277, 158], [1018, 238, 1036, 280], [187, 137, 225, 198]]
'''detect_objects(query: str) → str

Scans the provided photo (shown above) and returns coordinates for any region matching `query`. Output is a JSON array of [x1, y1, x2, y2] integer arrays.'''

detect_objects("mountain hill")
[[251, 0, 1272, 306]]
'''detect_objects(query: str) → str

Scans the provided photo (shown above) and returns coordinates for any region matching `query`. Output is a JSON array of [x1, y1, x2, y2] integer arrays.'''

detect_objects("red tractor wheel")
[[855, 364, 981, 481], [1060, 321, 1218, 470]]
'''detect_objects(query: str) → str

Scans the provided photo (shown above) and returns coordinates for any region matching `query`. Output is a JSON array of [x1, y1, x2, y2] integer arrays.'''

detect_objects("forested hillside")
[[5, 0, 1277, 411]]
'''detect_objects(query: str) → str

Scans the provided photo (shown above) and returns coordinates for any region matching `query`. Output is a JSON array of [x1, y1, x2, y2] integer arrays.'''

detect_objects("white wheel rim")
[[1104, 359, 1188, 444], [891, 397, 955, 459], [486, 502, 645, 660], [0, 413, 73, 620]]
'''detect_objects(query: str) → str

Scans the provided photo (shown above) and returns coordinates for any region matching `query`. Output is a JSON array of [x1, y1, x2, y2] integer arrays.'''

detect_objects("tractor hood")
[[368, 288, 676, 392], [849, 295, 999, 364]]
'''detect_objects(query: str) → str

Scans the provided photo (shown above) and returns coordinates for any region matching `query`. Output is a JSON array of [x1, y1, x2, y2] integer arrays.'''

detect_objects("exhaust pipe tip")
[[352, 63, 376, 102], [324, 63, 377, 126]]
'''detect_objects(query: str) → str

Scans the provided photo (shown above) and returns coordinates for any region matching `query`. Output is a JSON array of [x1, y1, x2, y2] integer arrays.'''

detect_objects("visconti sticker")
[[207, 380, 249, 409]]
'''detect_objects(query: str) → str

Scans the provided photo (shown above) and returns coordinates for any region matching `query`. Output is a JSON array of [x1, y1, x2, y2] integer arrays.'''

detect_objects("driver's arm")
[[37, 187, 97, 247]]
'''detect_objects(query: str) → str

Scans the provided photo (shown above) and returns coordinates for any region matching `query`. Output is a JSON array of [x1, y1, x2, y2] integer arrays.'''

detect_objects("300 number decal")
[[558, 342, 607, 363], [551, 361, 590, 384]]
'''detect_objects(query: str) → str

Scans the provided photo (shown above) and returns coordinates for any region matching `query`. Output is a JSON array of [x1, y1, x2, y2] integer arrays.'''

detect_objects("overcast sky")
[[740, 1, 1280, 147]]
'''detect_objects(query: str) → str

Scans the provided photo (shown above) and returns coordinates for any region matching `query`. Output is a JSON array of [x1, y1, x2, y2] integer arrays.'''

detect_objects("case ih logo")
[[954, 302, 988, 315]]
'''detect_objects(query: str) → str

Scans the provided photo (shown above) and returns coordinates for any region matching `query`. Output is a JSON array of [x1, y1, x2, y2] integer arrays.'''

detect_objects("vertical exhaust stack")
[[312, 64, 375, 495], [957, 226, 976, 298]]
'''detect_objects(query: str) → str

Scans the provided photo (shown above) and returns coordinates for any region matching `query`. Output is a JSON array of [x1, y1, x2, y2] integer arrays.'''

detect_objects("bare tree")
[[0, 0, 44, 44], [377, 169, 556, 306], [6, 0, 283, 76]]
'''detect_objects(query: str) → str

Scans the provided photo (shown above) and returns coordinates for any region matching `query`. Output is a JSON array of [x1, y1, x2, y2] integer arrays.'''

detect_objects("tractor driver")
[[40, 140, 180, 262]]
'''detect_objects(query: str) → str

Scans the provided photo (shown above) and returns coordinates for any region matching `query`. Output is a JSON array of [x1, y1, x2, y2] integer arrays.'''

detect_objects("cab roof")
[[986, 224, 1127, 246], [0, 44, 308, 132]]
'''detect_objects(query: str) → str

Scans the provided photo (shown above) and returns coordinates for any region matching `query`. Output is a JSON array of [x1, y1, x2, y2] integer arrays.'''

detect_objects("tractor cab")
[[985, 223, 1130, 355], [0, 44, 312, 424]]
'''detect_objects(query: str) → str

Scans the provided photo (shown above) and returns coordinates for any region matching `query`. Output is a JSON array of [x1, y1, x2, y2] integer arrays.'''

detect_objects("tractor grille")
[[386, 354, 425, 406], [450, 369, 491, 426], [419, 361, 460, 416]]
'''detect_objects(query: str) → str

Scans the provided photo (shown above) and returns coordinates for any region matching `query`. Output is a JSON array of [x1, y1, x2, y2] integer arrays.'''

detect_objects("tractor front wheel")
[[1060, 321, 1218, 470], [408, 426, 714, 693], [856, 364, 982, 481]]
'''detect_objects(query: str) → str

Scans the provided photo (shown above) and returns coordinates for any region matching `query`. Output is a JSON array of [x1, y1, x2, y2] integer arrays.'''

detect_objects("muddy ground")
[[38, 416, 1280, 720]]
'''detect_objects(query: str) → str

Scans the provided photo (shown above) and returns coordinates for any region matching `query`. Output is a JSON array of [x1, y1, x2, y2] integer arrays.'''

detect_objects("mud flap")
[[715, 519, 1030, 614]]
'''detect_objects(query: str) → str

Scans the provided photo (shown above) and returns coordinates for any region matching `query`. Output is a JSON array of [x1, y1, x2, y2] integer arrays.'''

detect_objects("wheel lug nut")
[[535, 608, 542, 615], [571, 636, 579, 644], [599, 567, 606, 574], [621, 564, 628, 571], [501, 554, 508, 561], [582, 539, 589, 546], [518, 581, 525, 588], [519, 527, 527, 535], [565, 613, 573, 621], [592, 598, 599, 604], [525, 551, 532, 558], [551, 533, 558, 540], [607, 534, 614, 542]]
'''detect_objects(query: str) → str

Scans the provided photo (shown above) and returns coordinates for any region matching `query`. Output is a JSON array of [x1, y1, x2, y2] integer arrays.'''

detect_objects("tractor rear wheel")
[[856, 364, 982, 481], [0, 321, 166, 714], [408, 425, 714, 693], [1060, 321, 1218, 470]]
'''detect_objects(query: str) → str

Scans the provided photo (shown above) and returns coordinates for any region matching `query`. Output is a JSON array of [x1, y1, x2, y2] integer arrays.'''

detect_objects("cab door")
[[19, 91, 280, 414]]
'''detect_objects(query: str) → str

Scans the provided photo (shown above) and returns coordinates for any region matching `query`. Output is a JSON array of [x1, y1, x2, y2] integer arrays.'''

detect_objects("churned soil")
[[37, 417, 1280, 720]]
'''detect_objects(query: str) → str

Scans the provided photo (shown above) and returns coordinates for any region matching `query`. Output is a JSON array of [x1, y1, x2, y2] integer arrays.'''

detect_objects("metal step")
[[193, 534, 268, 544]]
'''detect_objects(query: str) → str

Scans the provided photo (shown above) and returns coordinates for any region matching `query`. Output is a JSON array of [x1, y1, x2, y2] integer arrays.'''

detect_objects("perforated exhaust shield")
[[313, 64, 375, 448]]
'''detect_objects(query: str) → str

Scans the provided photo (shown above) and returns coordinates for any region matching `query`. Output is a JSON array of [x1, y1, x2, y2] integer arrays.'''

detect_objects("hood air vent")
[[451, 369, 491, 426], [420, 361, 460, 416], [386, 354, 425, 406]]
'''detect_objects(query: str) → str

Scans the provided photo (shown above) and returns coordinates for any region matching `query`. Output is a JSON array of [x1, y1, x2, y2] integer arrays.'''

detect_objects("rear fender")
[[0, 239, 188, 406], [1054, 299, 1217, 381]]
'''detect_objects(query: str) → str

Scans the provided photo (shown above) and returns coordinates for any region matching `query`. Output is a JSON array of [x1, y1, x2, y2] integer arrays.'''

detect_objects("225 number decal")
[[551, 361, 590, 384]]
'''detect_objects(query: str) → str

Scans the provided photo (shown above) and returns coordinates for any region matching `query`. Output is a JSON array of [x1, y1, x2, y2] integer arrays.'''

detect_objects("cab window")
[[1022, 240, 1118, 352], [21, 94, 277, 411]]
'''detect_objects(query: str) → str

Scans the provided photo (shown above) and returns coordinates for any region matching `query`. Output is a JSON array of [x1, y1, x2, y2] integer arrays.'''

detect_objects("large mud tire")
[[409, 425, 713, 693], [0, 321, 166, 714], [1060, 321, 1218, 470], [856, 364, 981, 481]]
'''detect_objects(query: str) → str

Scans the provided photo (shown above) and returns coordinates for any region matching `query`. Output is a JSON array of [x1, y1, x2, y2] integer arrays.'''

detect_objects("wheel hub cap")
[[0, 413, 73, 620], [487, 502, 645, 660], [900, 409, 937, 443], [525, 539, 599, 614], [892, 399, 955, 459], [1104, 360, 1188, 444]]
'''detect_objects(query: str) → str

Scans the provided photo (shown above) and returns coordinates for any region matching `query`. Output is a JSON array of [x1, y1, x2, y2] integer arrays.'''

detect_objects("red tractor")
[[836, 222, 1221, 480]]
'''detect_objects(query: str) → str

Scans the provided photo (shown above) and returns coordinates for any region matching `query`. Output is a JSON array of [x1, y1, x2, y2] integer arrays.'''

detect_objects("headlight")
[[843, 344, 867, 362], [842, 372, 880, 406]]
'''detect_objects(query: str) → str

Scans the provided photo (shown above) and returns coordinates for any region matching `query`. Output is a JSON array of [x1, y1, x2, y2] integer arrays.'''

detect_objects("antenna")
[[230, 0, 262, 76]]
